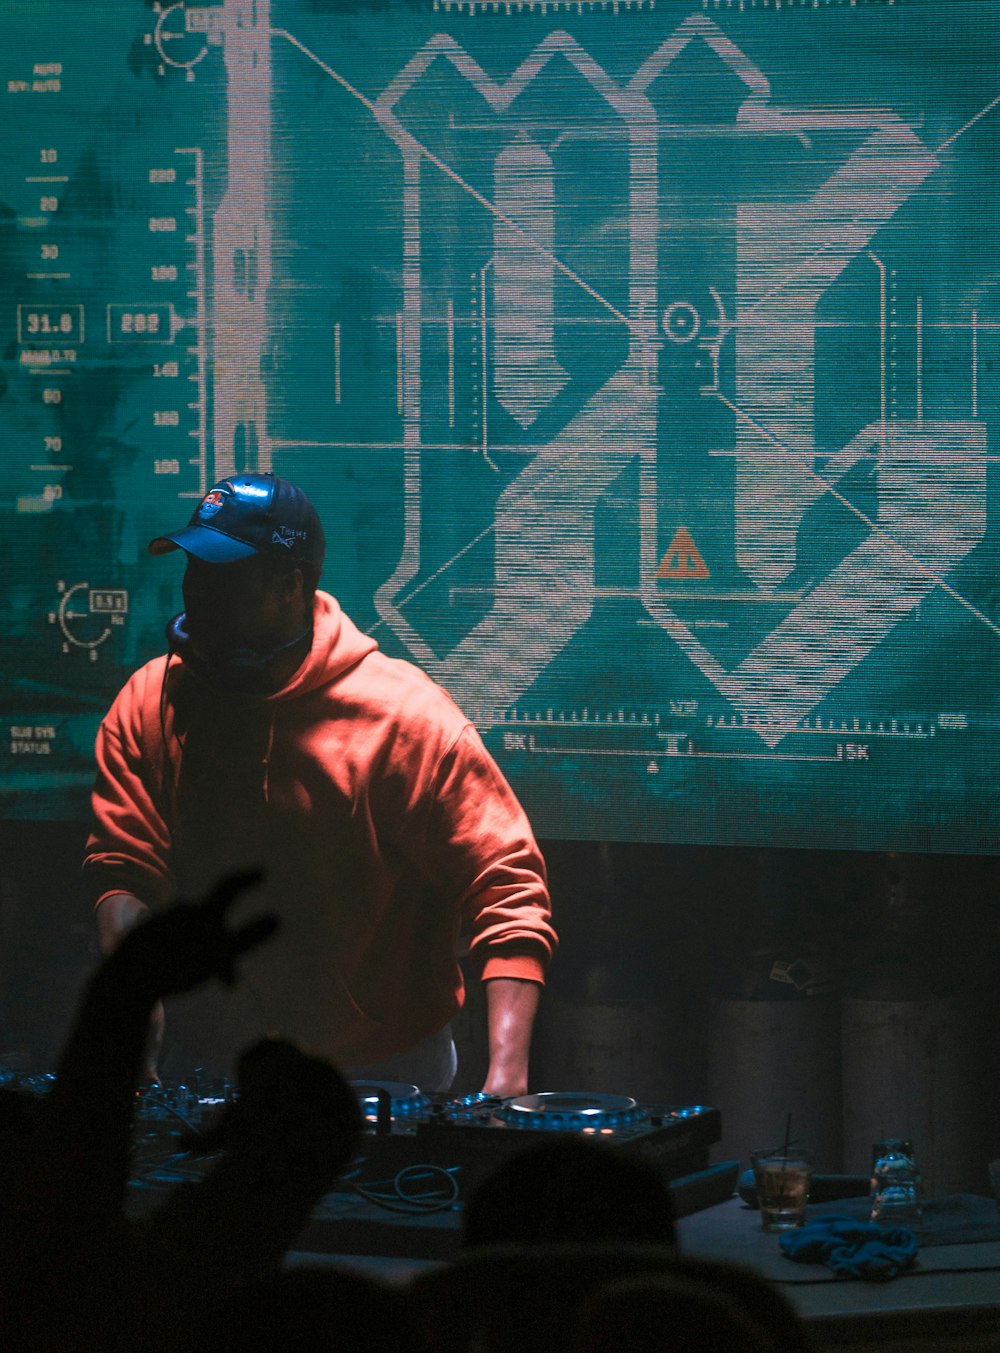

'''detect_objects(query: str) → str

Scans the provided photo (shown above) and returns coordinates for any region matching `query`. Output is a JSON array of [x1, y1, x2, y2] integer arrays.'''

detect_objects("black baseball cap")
[[149, 473, 325, 569]]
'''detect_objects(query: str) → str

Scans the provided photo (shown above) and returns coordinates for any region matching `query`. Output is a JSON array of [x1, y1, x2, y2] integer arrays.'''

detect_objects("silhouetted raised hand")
[[106, 869, 277, 1000], [0, 872, 280, 1353]]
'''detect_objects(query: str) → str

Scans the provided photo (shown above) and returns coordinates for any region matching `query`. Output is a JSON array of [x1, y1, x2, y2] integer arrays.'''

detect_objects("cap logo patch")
[[198, 489, 228, 520], [272, 527, 306, 550]]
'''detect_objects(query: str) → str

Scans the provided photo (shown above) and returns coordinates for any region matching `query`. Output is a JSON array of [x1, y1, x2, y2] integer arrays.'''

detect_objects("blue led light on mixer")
[[350, 1080, 430, 1122], [496, 1093, 647, 1133], [443, 1091, 504, 1121]]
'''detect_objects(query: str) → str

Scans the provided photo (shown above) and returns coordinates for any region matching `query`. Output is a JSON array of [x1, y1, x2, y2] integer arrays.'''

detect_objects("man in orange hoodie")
[[84, 473, 556, 1095]]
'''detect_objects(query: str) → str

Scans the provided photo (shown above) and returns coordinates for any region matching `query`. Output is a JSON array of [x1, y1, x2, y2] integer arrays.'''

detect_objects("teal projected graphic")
[[0, 0, 997, 852]]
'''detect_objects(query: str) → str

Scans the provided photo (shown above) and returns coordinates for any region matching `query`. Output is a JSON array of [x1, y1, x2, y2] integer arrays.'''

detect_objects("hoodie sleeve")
[[416, 724, 557, 983], [83, 665, 176, 910]]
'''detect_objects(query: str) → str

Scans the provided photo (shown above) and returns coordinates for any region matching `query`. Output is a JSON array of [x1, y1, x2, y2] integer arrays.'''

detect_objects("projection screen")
[[0, 0, 997, 852]]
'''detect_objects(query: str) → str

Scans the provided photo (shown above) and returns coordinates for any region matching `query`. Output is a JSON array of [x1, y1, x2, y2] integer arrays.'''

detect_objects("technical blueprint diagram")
[[0, 0, 996, 851]]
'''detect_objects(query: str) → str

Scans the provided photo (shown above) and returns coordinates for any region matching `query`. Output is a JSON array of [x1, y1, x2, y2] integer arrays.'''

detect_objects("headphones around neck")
[[166, 612, 311, 687]]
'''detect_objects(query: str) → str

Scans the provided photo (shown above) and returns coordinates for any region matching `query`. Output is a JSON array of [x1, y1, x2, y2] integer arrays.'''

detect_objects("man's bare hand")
[[107, 871, 278, 1002]]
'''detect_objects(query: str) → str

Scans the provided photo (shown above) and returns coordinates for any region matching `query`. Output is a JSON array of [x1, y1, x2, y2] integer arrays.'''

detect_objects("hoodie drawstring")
[[262, 712, 275, 805]]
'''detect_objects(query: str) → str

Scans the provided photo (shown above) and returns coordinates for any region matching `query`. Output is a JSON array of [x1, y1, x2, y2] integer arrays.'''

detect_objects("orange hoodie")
[[84, 591, 555, 1071]]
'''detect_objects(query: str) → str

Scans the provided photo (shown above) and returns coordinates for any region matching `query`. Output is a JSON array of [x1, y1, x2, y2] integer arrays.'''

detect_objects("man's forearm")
[[481, 976, 541, 1098]]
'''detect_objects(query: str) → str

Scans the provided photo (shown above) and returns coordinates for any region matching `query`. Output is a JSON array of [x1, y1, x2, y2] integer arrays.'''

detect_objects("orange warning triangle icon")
[[656, 525, 709, 580]]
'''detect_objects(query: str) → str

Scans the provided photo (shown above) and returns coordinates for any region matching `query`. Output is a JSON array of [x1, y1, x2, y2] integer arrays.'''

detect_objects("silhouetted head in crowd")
[[462, 1136, 677, 1247], [574, 1272, 776, 1353], [409, 1242, 812, 1353]]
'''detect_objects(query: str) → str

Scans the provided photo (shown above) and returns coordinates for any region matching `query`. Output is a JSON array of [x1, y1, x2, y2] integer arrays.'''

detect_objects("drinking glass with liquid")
[[751, 1148, 813, 1232]]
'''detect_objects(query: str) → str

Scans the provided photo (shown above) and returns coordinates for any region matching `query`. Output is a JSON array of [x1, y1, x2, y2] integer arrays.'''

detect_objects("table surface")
[[677, 1196, 1000, 1324], [289, 1192, 1000, 1348]]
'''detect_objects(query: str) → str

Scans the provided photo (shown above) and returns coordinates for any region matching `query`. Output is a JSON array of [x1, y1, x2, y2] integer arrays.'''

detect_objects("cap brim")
[[148, 525, 259, 563]]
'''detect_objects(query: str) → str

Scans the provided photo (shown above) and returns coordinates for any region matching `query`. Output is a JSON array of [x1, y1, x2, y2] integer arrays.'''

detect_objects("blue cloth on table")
[[779, 1216, 919, 1281]]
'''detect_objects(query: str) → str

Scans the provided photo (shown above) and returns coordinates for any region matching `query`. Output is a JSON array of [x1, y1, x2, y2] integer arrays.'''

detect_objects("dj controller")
[[4, 1070, 732, 1255], [2, 1069, 720, 1182], [316, 1085, 728, 1255], [126, 1079, 721, 1190], [350, 1084, 721, 1189]]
